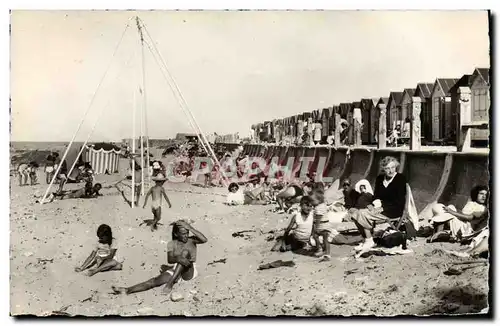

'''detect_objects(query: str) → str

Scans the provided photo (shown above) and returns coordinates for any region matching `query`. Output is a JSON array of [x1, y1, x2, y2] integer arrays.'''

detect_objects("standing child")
[[143, 173, 172, 231], [75, 224, 123, 277], [311, 189, 332, 261]]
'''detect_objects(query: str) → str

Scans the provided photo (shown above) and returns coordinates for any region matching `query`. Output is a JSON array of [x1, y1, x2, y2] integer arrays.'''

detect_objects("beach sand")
[[9, 155, 489, 316]]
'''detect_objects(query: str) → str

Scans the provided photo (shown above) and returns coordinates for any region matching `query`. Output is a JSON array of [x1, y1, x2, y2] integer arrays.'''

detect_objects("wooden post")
[[378, 104, 387, 149], [410, 97, 422, 150], [334, 108, 341, 148], [353, 107, 362, 146], [457, 87, 472, 151], [347, 109, 353, 145]]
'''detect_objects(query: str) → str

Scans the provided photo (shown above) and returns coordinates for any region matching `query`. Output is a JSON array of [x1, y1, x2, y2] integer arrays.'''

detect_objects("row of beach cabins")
[[249, 67, 490, 149]]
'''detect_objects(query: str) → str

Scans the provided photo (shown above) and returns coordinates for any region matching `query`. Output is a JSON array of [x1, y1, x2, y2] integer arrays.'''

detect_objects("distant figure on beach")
[[44, 153, 57, 184], [17, 161, 39, 186], [111, 220, 207, 296], [142, 173, 172, 231], [75, 224, 123, 277]]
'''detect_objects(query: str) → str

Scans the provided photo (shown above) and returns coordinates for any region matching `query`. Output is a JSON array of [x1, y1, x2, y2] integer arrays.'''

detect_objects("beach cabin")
[[321, 108, 331, 139], [430, 78, 459, 143], [450, 74, 474, 143], [470, 68, 490, 142], [83, 143, 121, 175], [400, 88, 416, 138], [414, 83, 434, 143], [360, 99, 374, 144], [387, 91, 404, 131]]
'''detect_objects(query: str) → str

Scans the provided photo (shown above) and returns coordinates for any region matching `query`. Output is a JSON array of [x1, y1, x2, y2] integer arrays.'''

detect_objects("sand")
[[9, 154, 489, 317]]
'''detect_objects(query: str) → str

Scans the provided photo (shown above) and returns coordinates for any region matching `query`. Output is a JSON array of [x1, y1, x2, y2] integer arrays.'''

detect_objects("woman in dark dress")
[[351, 156, 407, 252]]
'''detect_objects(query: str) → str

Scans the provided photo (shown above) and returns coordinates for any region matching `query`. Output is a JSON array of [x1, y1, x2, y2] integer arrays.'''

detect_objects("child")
[[143, 173, 172, 231], [272, 196, 314, 252], [112, 220, 207, 296], [226, 182, 245, 205], [75, 224, 123, 277], [311, 188, 332, 261], [353, 179, 374, 209]]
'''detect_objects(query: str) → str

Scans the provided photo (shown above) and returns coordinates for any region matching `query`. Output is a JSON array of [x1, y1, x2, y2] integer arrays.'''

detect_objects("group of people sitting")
[[224, 155, 490, 259]]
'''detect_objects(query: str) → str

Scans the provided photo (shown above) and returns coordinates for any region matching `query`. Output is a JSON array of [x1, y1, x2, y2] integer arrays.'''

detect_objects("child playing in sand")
[[75, 224, 123, 277], [272, 196, 314, 252], [111, 219, 207, 296], [143, 173, 172, 231], [311, 188, 332, 261]]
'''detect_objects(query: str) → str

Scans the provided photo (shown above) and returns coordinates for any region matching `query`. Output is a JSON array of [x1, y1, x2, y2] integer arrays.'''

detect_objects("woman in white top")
[[430, 185, 489, 242]]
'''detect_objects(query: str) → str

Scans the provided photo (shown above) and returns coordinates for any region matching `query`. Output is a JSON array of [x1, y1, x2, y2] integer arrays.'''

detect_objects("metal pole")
[[131, 80, 137, 208], [137, 17, 151, 189]]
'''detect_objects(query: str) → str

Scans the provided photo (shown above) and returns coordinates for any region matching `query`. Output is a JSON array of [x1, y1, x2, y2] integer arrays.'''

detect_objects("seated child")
[[112, 220, 207, 296], [272, 196, 314, 252], [226, 182, 245, 205], [75, 224, 123, 277]]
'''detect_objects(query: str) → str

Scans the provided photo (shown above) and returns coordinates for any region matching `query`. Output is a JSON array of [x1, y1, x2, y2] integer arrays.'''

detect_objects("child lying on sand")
[[112, 220, 207, 296], [75, 224, 123, 277]]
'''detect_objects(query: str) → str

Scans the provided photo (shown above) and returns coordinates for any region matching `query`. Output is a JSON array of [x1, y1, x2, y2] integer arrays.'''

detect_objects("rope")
[[40, 21, 132, 205], [66, 50, 136, 179], [138, 18, 229, 186]]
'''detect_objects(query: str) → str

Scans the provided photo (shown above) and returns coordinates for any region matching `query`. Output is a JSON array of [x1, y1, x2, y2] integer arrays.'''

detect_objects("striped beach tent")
[[83, 143, 122, 175]]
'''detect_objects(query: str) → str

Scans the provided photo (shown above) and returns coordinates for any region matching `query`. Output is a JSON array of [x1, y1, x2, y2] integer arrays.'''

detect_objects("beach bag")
[[376, 229, 407, 249]]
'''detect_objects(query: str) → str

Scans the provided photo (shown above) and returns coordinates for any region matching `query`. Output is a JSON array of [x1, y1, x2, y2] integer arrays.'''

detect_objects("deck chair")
[[374, 183, 418, 240]]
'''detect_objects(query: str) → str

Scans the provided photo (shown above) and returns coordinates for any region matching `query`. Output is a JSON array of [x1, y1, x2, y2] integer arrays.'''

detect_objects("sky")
[[10, 10, 490, 142]]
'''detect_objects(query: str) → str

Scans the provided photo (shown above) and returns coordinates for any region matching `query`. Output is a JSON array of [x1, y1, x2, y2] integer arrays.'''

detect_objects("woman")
[[351, 156, 407, 252], [430, 185, 489, 242]]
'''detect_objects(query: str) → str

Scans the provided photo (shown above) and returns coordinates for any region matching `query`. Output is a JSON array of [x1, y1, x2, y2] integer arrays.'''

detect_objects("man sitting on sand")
[[112, 220, 207, 296]]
